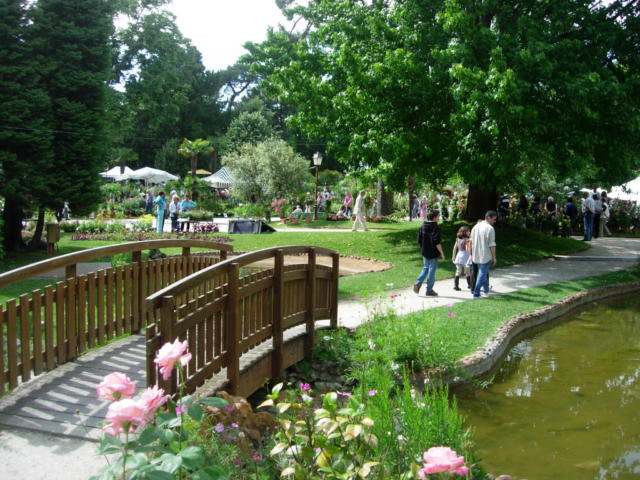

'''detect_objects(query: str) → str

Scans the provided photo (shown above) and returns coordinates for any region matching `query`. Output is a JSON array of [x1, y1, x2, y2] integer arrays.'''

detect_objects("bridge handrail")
[[0, 239, 233, 289], [146, 245, 337, 310]]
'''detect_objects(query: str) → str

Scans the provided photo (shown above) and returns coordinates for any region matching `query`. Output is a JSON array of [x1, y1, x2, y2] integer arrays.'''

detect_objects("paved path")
[[0, 236, 637, 479]]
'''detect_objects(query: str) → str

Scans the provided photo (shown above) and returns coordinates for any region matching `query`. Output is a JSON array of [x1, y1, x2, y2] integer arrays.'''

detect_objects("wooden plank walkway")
[[0, 321, 330, 441]]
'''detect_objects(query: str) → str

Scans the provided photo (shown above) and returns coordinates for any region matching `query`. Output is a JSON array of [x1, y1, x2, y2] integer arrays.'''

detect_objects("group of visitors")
[[153, 191, 196, 233], [414, 210, 497, 299], [580, 190, 611, 241]]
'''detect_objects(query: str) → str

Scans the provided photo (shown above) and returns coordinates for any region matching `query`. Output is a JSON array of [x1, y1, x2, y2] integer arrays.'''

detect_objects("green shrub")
[[60, 220, 79, 232], [121, 197, 145, 217]]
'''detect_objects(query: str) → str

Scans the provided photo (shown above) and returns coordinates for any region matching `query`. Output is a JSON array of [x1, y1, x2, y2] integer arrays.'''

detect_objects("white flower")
[[385, 283, 394, 287], [323, 335, 331, 341], [368, 339, 376, 351]]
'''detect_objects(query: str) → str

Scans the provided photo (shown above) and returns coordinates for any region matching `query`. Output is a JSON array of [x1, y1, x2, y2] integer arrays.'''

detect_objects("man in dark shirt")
[[563, 196, 578, 236], [413, 210, 445, 296]]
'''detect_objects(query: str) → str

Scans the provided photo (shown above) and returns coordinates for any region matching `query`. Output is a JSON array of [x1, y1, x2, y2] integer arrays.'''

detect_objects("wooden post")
[[330, 252, 340, 329], [226, 263, 240, 394], [133, 251, 144, 329], [304, 248, 316, 358], [65, 264, 77, 280], [159, 296, 177, 395], [272, 250, 284, 378]]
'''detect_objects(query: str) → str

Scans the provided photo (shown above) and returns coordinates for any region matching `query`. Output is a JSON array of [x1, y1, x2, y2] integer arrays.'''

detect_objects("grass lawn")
[[228, 222, 588, 299], [0, 222, 588, 302], [353, 266, 640, 376]]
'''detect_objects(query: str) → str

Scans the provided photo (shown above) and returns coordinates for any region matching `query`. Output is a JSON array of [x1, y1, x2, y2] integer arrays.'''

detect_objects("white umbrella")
[[100, 166, 134, 181], [122, 167, 179, 184]]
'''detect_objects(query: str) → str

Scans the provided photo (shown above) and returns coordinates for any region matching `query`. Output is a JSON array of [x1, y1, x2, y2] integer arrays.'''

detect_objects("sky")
[[165, 0, 288, 71]]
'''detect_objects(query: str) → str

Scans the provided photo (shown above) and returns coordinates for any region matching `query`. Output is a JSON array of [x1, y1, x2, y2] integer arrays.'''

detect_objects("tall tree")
[[0, 0, 52, 251], [246, 0, 640, 219], [116, 10, 226, 167], [28, 0, 114, 217]]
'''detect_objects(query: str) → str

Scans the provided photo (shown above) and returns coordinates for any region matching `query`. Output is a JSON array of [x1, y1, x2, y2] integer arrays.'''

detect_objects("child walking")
[[451, 226, 472, 291]]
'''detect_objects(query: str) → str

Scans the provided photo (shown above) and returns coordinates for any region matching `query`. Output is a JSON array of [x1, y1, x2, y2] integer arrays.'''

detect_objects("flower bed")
[[71, 231, 232, 243]]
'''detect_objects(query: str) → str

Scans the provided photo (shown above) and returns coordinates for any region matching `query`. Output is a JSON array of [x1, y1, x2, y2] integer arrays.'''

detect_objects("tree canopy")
[[246, 0, 640, 216]]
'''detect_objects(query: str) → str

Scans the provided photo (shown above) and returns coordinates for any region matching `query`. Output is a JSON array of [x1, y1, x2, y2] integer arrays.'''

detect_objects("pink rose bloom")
[[418, 447, 469, 478], [103, 399, 148, 436], [139, 385, 169, 419], [154, 339, 192, 381], [96, 372, 136, 401], [299, 382, 311, 391]]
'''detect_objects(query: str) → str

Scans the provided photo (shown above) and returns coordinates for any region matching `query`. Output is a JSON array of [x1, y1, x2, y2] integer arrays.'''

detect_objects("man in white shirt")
[[581, 192, 595, 241], [470, 210, 497, 298], [352, 190, 368, 231]]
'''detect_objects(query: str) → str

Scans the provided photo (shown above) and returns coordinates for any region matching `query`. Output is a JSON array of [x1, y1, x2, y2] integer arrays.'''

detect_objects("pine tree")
[[0, 0, 52, 251], [28, 0, 114, 215]]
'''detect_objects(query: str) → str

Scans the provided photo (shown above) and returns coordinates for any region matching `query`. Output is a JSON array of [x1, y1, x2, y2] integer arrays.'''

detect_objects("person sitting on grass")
[[336, 205, 349, 219]]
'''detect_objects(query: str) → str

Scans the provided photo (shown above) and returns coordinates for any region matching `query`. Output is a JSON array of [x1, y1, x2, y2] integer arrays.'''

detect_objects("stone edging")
[[457, 280, 640, 378]]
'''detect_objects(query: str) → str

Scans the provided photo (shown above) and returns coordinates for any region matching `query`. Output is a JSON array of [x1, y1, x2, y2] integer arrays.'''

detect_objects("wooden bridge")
[[0, 240, 339, 439]]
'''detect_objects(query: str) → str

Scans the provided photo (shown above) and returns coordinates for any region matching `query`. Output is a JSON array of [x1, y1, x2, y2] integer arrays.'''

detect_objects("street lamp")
[[313, 152, 323, 220]]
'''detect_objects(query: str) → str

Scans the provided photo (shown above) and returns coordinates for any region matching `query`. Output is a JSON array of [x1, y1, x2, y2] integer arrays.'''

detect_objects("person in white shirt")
[[581, 192, 595, 241], [352, 190, 368, 231], [169, 195, 181, 232], [470, 210, 497, 298]]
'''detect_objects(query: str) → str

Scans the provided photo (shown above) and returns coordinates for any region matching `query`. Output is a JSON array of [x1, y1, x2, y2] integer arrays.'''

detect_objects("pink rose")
[[154, 339, 192, 381], [418, 447, 468, 478], [139, 385, 169, 419], [103, 399, 148, 436], [96, 372, 136, 401]]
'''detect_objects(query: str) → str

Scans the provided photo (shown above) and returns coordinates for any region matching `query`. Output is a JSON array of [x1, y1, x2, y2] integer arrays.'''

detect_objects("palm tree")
[[177, 138, 214, 177]]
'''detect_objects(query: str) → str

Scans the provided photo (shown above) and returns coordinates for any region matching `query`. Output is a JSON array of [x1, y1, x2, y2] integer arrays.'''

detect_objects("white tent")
[[100, 166, 134, 181], [609, 176, 640, 203], [202, 166, 233, 188], [122, 167, 179, 184]]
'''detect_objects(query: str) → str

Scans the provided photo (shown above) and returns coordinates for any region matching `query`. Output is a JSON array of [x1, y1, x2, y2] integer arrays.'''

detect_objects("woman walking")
[[154, 192, 167, 233]]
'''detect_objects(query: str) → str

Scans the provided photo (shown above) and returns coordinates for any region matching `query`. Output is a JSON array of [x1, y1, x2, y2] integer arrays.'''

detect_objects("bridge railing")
[[0, 240, 233, 396], [145, 246, 339, 397]]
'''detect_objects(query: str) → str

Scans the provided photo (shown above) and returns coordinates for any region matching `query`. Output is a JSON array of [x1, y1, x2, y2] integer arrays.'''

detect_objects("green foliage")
[[248, 0, 640, 197], [232, 203, 266, 219], [91, 392, 231, 480], [222, 110, 277, 155], [178, 138, 214, 176], [260, 383, 387, 479], [76, 221, 127, 234], [225, 138, 309, 204]]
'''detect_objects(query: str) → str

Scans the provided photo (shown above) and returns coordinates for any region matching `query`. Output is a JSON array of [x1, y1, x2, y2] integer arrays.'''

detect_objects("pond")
[[456, 294, 640, 480]]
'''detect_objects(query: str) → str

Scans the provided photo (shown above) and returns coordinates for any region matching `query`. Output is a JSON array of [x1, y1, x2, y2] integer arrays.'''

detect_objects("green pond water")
[[456, 294, 640, 480]]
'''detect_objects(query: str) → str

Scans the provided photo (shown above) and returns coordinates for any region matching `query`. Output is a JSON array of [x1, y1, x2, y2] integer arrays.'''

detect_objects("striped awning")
[[202, 166, 233, 188]]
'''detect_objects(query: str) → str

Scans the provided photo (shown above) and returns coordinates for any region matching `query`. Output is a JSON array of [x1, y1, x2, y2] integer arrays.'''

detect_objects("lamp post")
[[313, 152, 323, 220]]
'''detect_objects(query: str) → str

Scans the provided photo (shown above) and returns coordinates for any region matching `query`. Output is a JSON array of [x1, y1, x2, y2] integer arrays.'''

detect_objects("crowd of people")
[[152, 190, 197, 233]]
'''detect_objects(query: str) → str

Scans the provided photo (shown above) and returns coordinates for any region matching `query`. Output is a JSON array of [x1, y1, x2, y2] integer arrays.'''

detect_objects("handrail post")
[[272, 249, 284, 378], [182, 247, 191, 277], [226, 263, 240, 394], [305, 248, 316, 358], [65, 264, 77, 280], [330, 252, 339, 329], [133, 250, 145, 329], [158, 296, 177, 395]]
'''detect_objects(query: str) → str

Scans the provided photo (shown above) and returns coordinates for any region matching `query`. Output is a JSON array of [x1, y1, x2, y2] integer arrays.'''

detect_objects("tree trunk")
[[29, 207, 46, 250], [407, 176, 416, 220], [2, 196, 25, 252], [191, 154, 197, 177], [464, 184, 497, 222], [210, 150, 218, 173], [376, 179, 394, 217]]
